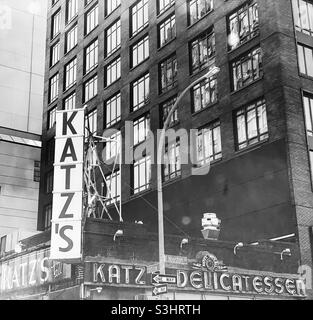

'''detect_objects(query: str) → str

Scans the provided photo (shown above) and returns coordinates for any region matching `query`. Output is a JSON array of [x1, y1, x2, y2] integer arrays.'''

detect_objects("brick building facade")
[[38, 0, 313, 296]]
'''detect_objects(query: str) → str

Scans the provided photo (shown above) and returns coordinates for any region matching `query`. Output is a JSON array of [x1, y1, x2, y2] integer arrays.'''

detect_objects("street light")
[[157, 66, 220, 274]]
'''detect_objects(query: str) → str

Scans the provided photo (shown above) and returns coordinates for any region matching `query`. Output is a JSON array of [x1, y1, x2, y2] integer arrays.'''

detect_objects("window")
[[131, 73, 150, 111], [132, 155, 151, 194], [85, 3, 99, 35], [34, 161, 41, 182], [227, 1, 259, 50], [51, 10, 61, 39], [161, 96, 178, 127], [48, 107, 57, 129], [66, 0, 78, 23], [191, 76, 217, 113], [105, 57, 121, 87], [106, 0, 121, 16], [49, 74, 59, 103], [65, 24, 78, 53], [158, 0, 175, 15], [131, 35, 149, 68], [45, 171, 54, 193], [105, 92, 121, 127], [44, 204, 52, 231], [159, 55, 177, 93], [133, 114, 150, 146], [105, 20, 121, 57], [0, 236, 6, 256], [104, 170, 121, 205], [131, 0, 149, 36], [235, 98, 268, 150], [292, 0, 313, 36], [188, 0, 213, 25], [64, 57, 77, 90], [303, 93, 313, 136], [298, 43, 313, 77], [163, 139, 181, 181], [83, 75, 98, 103], [197, 121, 222, 166], [50, 41, 60, 67], [64, 92, 76, 110], [302, 93, 313, 185], [85, 39, 98, 74], [190, 30, 215, 74], [158, 14, 176, 48], [105, 132, 121, 161], [231, 47, 263, 91], [86, 109, 97, 136]]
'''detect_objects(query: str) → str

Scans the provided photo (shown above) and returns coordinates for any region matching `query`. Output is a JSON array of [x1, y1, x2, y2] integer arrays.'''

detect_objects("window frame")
[[187, 0, 214, 26], [234, 98, 269, 151], [159, 54, 178, 94], [227, 1, 259, 51], [231, 46, 263, 92]]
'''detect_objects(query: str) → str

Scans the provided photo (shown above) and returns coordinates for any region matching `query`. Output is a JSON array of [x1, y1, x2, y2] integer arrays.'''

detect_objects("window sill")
[[84, 64, 99, 78], [235, 138, 269, 156], [130, 24, 149, 41], [50, 33, 60, 43], [230, 76, 263, 95], [157, 37, 176, 51], [65, 15, 78, 28], [192, 100, 219, 117], [299, 73, 313, 82], [48, 99, 58, 107], [64, 44, 78, 57], [105, 47, 121, 61], [85, 25, 99, 39], [49, 61, 60, 70], [159, 84, 178, 97], [190, 60, 216, 80], [84, 95, 98, 105], [63, 83, 77, 95], [187, 9, 214, 30], [227, 33, 260, 54], [105, 78, 121, 90], [162, 175, 181, 187], [130, 57, 150, 72], [157, 3, 175, 19], [105, 5, 121, 19], [105, 119, 122, 130], [130, 187, 152, 200], [131, 102, 150, 114], [160, 120, 180, 129]]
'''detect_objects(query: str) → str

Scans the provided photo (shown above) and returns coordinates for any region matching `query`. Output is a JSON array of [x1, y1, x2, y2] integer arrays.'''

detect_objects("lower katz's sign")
[[0, 248, 72, 293], [50, 109, 85, 262]]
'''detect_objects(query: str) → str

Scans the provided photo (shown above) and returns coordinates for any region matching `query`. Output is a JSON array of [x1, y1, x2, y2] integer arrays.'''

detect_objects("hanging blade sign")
[[50, 109, 85, 262]]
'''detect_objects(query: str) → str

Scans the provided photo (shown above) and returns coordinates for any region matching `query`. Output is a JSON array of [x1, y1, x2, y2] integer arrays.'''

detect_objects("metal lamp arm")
[[156, 67, 220, 275]]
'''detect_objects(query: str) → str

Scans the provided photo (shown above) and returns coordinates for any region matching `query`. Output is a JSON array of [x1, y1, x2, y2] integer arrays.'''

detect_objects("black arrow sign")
[[152, 285, 168, 296], [152, 273, 177, 285]]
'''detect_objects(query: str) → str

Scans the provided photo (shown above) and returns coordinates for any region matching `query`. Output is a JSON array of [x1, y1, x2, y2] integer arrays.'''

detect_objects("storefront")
[[0, 247, 80, 300], [82, 253, 306, 300]]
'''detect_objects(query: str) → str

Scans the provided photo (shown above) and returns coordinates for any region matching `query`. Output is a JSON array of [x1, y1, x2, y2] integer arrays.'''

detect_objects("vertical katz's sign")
[[50, 109, 85, 262]]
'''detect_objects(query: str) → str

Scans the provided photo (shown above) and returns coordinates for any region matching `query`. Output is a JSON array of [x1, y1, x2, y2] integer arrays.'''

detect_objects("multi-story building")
[[39, 0, 313, 292], [0, 0, 48, 252]]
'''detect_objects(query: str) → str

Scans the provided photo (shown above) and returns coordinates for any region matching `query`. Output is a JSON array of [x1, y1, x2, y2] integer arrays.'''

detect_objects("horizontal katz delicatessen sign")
[[50, 109, 85, 262], [86, 258, 306, 298]]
